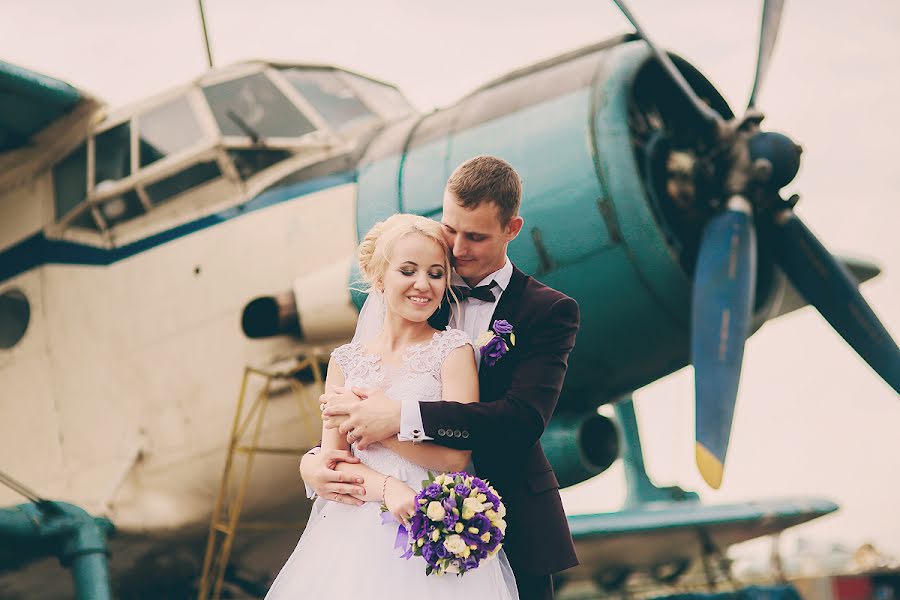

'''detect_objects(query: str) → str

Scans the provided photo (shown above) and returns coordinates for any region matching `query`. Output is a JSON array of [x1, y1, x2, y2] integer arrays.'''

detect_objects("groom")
[[302, 155, 580, 599]]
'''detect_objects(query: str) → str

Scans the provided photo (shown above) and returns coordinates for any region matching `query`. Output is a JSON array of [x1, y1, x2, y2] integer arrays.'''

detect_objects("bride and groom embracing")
[[266, 156, 580, 600]]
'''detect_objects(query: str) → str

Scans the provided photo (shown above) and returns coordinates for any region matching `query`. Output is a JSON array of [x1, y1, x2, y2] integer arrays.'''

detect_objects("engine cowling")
[[541, 412, 620, 488]]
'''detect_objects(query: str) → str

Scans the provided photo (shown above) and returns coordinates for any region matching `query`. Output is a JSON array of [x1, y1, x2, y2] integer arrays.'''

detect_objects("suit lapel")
[[479, 264, 529, 387]]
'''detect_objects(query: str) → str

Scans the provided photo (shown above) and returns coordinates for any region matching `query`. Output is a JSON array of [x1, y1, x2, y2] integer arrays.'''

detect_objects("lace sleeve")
[[330, 342, 356, 379], [434, 328, 473, 367]]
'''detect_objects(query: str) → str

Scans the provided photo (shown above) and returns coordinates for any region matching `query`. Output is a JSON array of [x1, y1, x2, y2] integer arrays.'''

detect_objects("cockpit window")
[[53, 142, 87, 219], [139, 96, 204, 167], [95, 122, 131, 185], [203, 73, 316, 139], [99, 190, 145, 227], [280, 68, 376, 132], [342, 74, 413, 121], [146, 161, 221, 205]]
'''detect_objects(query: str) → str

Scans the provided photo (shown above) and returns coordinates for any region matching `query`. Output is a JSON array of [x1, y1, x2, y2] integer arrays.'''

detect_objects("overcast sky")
[[3, 0, 899, 561]]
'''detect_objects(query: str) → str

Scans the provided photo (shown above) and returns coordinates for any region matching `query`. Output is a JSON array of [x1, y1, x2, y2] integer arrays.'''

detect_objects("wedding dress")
[[265, 328, 519, 599]]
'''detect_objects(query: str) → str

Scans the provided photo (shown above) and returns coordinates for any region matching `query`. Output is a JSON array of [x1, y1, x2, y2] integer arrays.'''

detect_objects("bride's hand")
[[383, 477, 417, 525]]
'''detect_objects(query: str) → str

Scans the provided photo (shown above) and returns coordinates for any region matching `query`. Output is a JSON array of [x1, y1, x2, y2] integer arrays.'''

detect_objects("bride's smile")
[[380, 232, 448, 327]]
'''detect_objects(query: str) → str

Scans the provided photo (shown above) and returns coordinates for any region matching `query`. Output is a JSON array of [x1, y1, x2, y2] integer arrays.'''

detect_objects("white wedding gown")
[[266, 328, 519, 599]]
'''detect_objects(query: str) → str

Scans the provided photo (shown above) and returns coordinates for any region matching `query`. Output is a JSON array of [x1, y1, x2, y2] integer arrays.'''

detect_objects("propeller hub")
[[748, 131, 801, 190]]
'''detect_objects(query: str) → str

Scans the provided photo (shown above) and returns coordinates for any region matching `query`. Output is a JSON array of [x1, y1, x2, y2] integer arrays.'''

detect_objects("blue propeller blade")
[[771, 209, 900, 394], [691, 199, 757, 489]]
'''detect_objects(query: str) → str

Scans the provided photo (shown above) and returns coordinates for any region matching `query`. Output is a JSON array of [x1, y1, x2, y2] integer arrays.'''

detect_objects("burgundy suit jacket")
[[425, 264, 580, 577]]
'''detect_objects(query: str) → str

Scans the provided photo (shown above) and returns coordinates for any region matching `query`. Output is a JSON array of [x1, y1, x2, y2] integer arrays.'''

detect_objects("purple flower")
[[480, 336, 508, 367], [435, 544, 449, 559], [485, 527, 503, 552], [463, 554, 481, 571], [469, 513, 491, 535], [409, 512, 425, 538], [442, 512, 458, 530], [454, 483, 470, 497], [422, 543, 440, 566], [424, 483, 442, 500], [492, 319, 513, 335]]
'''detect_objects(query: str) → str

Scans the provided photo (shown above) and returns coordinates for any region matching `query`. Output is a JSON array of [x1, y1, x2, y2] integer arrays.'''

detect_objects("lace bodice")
[[330, 328, 472, 482]]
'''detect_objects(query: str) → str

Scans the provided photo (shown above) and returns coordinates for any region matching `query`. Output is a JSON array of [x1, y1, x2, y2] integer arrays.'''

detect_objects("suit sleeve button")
[[461, 431, 469, 439], [438, 428, 446, 436], [453, 430, 462, 437]]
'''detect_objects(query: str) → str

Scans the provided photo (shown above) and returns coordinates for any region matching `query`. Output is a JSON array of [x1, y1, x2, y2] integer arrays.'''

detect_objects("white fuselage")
[[0, 169, 360, 534]]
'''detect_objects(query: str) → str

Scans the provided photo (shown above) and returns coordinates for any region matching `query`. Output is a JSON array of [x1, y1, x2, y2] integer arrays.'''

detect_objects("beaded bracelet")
[[381, 475, 392, 501]]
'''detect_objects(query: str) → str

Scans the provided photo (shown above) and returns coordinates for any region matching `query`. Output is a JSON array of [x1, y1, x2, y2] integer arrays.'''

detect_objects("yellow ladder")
[[198, 352, 328, 600]]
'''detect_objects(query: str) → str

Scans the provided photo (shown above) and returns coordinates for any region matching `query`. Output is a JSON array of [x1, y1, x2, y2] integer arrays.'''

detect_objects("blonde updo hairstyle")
[[357, 214, 455, 305]]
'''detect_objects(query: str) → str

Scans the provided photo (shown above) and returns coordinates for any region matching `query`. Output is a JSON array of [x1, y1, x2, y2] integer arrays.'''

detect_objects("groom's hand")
[[322, 387, 401, 451], [319, 386, 357, 429], [299, 449, 366, 506]]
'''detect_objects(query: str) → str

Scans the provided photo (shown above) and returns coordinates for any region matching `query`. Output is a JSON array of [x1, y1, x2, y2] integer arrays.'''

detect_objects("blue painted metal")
[[0, 171, 355, 283], [0, 502, 114, 600], [542, 412, 619, 488], [615, 398, 699, 507], [772, 211, 900, 394], [356, 40, 736, 406], [0, 62, 84, 152], [567, 496, 838, 538], [691, 208, 757, 488]]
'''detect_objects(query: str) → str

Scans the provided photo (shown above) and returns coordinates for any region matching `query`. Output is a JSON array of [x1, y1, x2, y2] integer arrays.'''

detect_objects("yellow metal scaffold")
[[198, 352, 328, 600]]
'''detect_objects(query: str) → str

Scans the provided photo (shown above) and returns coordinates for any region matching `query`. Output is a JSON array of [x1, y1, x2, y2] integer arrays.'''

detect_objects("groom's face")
[[441, 191, 523, 285]]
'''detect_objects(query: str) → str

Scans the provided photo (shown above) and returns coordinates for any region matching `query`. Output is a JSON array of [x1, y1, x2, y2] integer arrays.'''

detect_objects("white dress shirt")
[[398, 257, 513, 442]]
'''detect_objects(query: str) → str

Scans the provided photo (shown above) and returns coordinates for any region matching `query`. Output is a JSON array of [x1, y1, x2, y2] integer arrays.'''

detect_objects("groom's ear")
[[505, 215, 524, 241]]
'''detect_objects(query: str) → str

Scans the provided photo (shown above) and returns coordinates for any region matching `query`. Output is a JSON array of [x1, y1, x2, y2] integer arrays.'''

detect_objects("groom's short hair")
[[446, 155, 521, 226]]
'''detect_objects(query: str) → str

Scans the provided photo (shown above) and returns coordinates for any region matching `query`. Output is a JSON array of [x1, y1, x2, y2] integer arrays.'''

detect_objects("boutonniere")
[[475, 320, 515, 367]]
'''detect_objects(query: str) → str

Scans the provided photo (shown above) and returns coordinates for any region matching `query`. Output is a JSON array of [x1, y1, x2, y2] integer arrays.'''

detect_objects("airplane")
[[2, 0, 898, 597]]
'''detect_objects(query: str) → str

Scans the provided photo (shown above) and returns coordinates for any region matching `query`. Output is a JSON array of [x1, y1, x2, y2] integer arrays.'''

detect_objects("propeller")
[[611, 0, 722, 138], [769, 210, 900, 391], [747, 0, 785, 110], [613, 0, 900, 488], [691, 198, 757, 489]]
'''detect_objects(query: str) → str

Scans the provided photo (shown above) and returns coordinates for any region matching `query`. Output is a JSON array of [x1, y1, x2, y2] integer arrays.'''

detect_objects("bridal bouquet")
[[383, 471, 507, 576]]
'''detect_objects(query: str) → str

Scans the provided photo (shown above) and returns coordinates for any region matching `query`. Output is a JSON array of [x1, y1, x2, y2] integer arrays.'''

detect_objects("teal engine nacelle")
[[541, 412, 620, 488]]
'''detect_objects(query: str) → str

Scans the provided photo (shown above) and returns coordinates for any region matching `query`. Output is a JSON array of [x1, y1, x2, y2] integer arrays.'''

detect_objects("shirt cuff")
[[398, 394, 432, 442], [302, 445, 321, 499]]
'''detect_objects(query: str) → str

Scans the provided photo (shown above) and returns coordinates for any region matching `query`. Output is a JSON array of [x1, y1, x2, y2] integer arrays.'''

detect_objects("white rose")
[[426, 501, 446, 522], [461, 497, 485, 520], [443, 535, 467, 555]]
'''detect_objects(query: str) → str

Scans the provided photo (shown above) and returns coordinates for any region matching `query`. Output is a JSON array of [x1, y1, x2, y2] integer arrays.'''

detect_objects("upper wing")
[[0, 61, 102, 191]]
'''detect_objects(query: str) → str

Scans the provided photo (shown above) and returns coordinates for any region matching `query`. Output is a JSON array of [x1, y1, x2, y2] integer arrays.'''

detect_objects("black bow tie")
[[451, 281, 497, 303]]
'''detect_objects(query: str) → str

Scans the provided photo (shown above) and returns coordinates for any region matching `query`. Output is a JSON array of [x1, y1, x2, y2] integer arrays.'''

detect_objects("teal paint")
[[614, 398, 698, 507], [0, 502, 114, 600], [0, 61, 84, 152], [351, 40, 730, 405]]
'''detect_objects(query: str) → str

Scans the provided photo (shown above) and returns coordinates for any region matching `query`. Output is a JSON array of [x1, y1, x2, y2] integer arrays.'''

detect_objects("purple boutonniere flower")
[[475, 320, 515, 367], [492, 319, 513, 335]]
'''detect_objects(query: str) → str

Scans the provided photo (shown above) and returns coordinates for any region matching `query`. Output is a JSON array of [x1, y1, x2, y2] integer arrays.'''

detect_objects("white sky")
[[3, 0, 899, 560]]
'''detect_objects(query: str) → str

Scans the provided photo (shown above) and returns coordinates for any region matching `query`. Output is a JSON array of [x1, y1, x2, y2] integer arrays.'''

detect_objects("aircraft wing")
[[0, 61, 102, 190], [564, 497, 838, 580], [772, 256, 881, 320]]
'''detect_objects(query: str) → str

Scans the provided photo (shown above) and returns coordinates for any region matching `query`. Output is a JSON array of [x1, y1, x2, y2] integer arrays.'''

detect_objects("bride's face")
[[380, 233, 448, 323]]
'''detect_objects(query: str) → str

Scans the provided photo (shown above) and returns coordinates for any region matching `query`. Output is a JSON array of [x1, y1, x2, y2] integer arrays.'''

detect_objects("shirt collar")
[[451, 257, 512, 291]]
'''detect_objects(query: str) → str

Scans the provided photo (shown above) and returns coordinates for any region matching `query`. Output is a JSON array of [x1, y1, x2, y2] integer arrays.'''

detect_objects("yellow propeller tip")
[[696, 443, 724, 489]]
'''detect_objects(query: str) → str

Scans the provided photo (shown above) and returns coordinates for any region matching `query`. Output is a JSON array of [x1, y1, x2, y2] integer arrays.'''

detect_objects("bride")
[[265, 214, 518, 599]]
